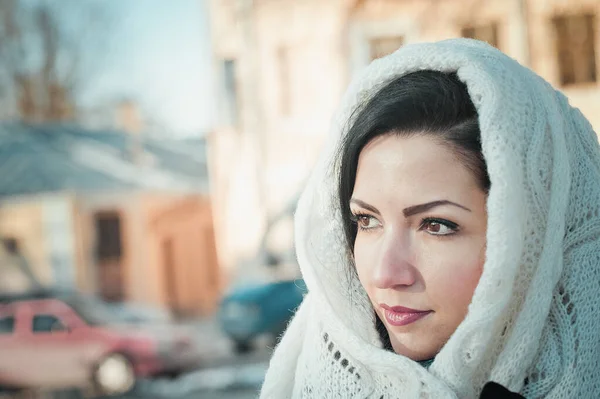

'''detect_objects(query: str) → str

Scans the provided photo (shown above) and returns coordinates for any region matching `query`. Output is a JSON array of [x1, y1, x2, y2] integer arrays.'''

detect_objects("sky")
[[82, 0, 213, 137]]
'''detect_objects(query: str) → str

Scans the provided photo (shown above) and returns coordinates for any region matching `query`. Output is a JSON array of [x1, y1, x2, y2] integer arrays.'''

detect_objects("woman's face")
[[350, 134, 488, 361]]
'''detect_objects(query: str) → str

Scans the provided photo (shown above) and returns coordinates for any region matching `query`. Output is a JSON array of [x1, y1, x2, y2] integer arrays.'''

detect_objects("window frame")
[[368, 35, 405, 61], [461, 22, 500, 49], [221, 58, 239, 126], [552, 13, 597, 87]]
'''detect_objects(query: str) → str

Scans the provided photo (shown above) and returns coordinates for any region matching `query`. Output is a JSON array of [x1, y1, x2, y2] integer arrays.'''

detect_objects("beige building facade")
[[208, 0, 600, 281], [0, 191, 219, 316]]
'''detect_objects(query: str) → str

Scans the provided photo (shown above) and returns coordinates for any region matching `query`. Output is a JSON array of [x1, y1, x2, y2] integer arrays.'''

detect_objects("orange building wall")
[[76, 192, 219, 315], [143, 194, 220, 315]]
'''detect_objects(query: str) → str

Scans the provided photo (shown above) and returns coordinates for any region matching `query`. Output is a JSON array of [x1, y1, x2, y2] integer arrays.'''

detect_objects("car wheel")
[[93, 353, 136, 395], [234, 340, 252, 354]]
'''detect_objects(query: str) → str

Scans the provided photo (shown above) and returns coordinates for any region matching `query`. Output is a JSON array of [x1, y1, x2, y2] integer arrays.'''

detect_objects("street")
[[3, 318, 273, 399], [198, 388, 260, 399], [129, 350, 269, 399], [3, 350, 269, 399], [124, 318, 273, 399]]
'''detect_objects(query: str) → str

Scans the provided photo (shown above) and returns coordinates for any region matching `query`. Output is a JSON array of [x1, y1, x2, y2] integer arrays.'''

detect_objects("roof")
[[0, 123, 209, 197]]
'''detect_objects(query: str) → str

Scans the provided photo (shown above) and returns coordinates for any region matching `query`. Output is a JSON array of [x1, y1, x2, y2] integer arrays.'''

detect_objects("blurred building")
[[0, 123, 219, 316], [208, 0, 600, 283]]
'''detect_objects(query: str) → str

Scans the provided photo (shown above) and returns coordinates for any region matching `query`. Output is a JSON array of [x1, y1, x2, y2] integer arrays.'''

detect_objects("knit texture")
[[260, 39, 600, 398]]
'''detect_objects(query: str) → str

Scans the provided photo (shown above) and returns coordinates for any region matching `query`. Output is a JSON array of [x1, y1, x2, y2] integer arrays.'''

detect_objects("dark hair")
[[337, 70, 490, 252]]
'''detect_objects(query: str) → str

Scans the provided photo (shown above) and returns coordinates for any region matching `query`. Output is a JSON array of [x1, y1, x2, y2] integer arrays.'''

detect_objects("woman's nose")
[[372, 231, 417, 289]]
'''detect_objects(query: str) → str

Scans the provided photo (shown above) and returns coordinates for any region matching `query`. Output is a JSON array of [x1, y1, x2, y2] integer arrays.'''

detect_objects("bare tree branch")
[[0, 0, 114, 123]]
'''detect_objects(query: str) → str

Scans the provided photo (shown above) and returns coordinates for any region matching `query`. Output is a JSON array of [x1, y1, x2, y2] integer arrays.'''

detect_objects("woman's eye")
[[353, 214, 380, 231], [421, 219, 458, 236]]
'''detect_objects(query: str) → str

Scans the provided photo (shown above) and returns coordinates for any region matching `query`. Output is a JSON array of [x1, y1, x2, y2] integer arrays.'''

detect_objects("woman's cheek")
[[424, 245, 484, 307], [353, 237, 377, 284], [354, 252, 373, 290]]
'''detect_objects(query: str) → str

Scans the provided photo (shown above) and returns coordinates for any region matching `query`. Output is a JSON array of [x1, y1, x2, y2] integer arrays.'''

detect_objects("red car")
[[0, 291, 201, 396]]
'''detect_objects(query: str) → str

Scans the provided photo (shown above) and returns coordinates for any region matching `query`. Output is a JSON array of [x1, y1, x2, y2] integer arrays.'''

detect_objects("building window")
[[94, 212, 122, 260], [222, 59, 238, 126], [461, 23, 499, 48], [552, 13, 597, 86], [94, 211, 124, 302], [2, 237, 20, 255], [277, 46, 292, 116], [369, 36, 404, 60]]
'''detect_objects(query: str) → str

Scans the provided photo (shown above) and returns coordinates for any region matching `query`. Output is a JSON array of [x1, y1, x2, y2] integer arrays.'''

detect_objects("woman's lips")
[[380, 304, 432, 327]]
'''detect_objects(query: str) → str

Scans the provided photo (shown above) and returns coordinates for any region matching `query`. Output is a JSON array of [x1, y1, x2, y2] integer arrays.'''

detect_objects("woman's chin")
[[388, 336, 438, 361], [386, 322, 442, 361]]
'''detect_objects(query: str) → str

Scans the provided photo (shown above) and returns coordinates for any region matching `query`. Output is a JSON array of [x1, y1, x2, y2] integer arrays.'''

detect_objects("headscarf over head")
[[261, 39, 600, 399]]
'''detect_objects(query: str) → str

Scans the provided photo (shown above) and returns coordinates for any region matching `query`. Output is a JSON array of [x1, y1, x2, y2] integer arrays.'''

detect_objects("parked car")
[[107, 302, 172, 325], [218, 279, 306, 353], [0, 290, 201, 396]]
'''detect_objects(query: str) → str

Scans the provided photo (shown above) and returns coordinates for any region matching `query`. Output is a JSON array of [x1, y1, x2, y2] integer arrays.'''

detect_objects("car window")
[[32, 314, 67, 333], [0, 316, 15, 334]]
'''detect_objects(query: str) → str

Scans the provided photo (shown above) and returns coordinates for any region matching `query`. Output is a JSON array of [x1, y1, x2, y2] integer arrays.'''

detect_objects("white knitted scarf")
[[260, 39, 600, 398]]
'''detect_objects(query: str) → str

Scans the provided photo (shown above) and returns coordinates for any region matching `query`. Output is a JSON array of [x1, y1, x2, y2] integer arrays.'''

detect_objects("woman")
[[260, 39, 600, 398]]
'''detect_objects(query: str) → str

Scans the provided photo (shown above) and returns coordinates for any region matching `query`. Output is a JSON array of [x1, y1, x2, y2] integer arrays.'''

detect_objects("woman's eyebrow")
[[350, 198, 471, 217], [349, 198, 380, 215], [403, 200, 471, 217]]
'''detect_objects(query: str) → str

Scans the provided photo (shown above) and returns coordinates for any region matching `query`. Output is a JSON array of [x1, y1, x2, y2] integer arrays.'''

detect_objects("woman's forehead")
[[356, 135, 478, 186]]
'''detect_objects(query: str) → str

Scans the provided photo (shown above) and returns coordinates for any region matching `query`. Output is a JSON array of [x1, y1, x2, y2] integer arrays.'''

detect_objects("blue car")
[[218, 279, 307, 353]]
